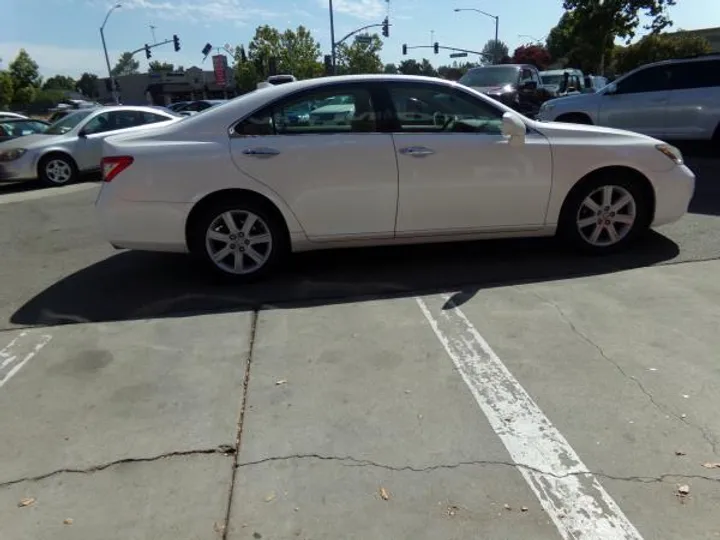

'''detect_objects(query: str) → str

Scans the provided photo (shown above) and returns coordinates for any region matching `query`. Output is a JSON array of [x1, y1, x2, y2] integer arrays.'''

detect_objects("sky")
[[1, 0, 719, 78]]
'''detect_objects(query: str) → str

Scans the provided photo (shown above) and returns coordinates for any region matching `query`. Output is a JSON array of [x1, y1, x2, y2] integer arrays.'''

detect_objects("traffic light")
[[145, 44, 152, 59], [402, 44, 407, 55], [382, 17, 389, 38], [173, 34, 180, 52], [433, 42, 439, 54]]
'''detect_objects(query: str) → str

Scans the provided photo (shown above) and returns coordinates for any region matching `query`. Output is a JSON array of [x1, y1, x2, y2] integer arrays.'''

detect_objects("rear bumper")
[[96, 186, 192, 253], [651, 164, 696, 227]]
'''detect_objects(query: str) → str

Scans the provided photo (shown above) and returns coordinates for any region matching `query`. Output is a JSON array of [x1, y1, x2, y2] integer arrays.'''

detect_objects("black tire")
[[556, 113, 593, 125], [558, 174, 650, 255], [188, 197, 288, 282], [38, 153, 78, 187]]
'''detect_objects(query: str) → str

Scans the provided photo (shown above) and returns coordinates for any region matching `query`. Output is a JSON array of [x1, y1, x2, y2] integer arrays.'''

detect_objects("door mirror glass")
[[605, 83, 618, 95], [78, 129, 87, 138]]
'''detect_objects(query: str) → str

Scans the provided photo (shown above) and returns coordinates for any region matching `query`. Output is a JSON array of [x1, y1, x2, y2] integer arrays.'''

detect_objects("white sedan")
[[0, 106, 180, 186], [96, 74, 695, 281]]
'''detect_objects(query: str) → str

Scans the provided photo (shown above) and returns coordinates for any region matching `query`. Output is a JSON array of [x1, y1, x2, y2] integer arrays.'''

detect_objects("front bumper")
[[0, 153, 37, 182], [651, 164, 696, 227]]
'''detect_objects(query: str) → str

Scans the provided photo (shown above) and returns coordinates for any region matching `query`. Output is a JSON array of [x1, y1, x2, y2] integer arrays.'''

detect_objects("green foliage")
[[76, 73, 99, 98], [13, 85, 36, 107], [27, 89, 65, 114], [481, 39, 509, 63], [437, 62, 474, 81], [148, 61, 174, 72], [613, 33, 712, 74], [111, 52, 140, 77], [336, 34, 384, 74], [43, 75, 76, 91], [9, 49, 41, 90], [0, 71, 13, 109], [383, 63, 398, 74]]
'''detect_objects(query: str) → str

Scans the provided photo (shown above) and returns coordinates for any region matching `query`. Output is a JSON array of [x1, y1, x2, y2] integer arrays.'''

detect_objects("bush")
[[613, 33, 712, 74]]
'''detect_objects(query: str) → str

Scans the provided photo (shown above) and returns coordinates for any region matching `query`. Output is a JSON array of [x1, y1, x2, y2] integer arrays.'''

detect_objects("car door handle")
[[242, 147, 281, 156], [399, 146, 435, 157]]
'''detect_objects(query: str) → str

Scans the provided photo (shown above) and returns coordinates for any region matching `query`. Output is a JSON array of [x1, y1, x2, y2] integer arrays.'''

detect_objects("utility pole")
[[329, 0, 337, 75], [100, 2, 122, 104], [454, 7, 499, 63], [150, 24, 157, 44], [431, 30, 435, 46]]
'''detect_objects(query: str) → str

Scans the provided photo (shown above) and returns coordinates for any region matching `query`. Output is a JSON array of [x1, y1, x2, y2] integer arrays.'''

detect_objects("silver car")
[[0, 106, 180, 186], [537, 54, 720, 141]]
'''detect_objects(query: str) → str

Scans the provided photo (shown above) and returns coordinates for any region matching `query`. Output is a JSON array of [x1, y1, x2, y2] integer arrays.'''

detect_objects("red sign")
[[212, 54, 228, 87]]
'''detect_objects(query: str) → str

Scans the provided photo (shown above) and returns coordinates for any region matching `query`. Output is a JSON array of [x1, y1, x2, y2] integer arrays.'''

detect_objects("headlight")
[[655, 144, 683, 165], [0, 148, 27, 162], [540, 102, 554, 112]]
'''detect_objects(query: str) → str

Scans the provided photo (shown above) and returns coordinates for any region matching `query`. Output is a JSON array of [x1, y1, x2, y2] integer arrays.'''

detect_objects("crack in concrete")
[[0, 446, 236, 489], [236, 453, 720, 485], [531, 290, 720, 456]]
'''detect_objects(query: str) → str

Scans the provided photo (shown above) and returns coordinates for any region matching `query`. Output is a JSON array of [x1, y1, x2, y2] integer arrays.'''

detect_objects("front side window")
[[45, 110, 94, 135], [389, 84, 503, 134], [233, 87, 377, 136], [519, 69, 534, 86], [80, 112, 113, 134], [615, 65, 671, 95]]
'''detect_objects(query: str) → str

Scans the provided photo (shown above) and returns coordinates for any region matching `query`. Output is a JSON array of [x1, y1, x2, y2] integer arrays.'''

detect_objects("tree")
[[418, 59, 438, 77], [13, 86, 36, 107], [613, 32, 711, 74], [0, 71, 13, 109], [383, 63, 398, 74], [8, 49, 41, 91], [481, 39, 509, 63], [512, 45, 552, 70], [148, 61, 174, 72], [336, 34, 383, 74], [437, 62, 474, 81], [76, 72, 99, 98], [235, 60, 261, 93], [397, 59, 421, 75], [278, 26, 323, 79], [111, 52, 140, 77], [43, 75, 76, 91]]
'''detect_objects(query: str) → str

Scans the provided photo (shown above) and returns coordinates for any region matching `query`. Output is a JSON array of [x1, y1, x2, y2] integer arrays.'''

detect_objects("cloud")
[[320, 0, 388, 20], [89, 0, 280, 24]]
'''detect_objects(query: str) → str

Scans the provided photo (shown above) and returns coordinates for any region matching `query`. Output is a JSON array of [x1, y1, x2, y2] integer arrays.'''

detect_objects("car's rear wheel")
[[38, 153, 78, 187], [559, 176, 649, 254], [189, 199, 288, 281]]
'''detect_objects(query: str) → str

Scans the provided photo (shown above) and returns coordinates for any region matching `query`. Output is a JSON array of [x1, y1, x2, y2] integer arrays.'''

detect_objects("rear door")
[[597, 65, 671, 137], [663, 59, 720, 140], [229, 84, 399, 241]]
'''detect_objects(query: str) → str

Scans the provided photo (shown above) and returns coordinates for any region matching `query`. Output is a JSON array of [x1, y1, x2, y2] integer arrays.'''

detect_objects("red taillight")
[[101, 156, 134, 183]]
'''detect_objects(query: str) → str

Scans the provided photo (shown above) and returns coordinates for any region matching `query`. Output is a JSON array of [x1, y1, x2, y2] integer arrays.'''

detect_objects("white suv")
[[537, 54, 720, 141]]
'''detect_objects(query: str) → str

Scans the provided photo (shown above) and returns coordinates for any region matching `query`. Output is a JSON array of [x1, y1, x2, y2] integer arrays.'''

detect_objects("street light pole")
[[100, 3, 122, 104], [329, 0, 337, 75], [454, 7, 500, 63]]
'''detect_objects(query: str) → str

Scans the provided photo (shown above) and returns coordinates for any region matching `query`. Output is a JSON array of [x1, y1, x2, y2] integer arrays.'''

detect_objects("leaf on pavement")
[[674, 450, 686, 456], [677, 484, 690, 496], [702, 462, 720, 469], [379, 487, 390, 501], [17, 497, 35, 507], [63, 518, 73, 525], [264, 491, 276, 502], [275, 380, 287, 386]]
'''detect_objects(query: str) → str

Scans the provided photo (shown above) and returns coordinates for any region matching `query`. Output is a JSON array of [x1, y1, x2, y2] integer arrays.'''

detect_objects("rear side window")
[[667, 60, 720, 90]]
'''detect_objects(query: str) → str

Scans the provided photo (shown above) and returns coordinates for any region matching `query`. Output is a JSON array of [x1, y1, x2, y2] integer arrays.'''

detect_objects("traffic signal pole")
[[402, 43, 492, 61], [128, 34, 180, 61]]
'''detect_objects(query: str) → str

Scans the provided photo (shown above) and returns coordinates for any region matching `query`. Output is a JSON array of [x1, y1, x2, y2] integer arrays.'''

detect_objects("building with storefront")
[[96, 65, 238, 106]]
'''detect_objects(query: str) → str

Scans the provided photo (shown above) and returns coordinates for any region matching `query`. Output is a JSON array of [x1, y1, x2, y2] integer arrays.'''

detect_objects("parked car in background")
[[0, 106, 180, 186], [96, 74, 694, 282], [540, 69, 588, 96], [584, 75, 609, 92], [0, 112, 29, 120], [458, 64, 554, 118], [174, 99, 227, 116], [0, 118, 49, 142], [537, 54, 720, 141], [167, 101, 192, 112]]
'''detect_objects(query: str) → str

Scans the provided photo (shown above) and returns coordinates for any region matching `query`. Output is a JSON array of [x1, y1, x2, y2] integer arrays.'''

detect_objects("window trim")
[[229, 82, 384, 138], [377, 81, 506, 135]]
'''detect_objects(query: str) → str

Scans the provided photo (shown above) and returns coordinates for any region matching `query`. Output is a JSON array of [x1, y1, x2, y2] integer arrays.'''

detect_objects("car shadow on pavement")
[[11, 232, 679, 327]]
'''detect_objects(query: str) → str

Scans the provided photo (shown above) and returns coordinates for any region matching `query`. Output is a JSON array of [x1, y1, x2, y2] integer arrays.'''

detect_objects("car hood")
[[0, 133, 65, 150], [534, 120, 660, 143]]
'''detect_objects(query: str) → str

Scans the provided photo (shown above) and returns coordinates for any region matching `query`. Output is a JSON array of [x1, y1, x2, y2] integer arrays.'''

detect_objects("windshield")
[[45, 110, 94, 135], [459, 67, 519, 87], [541, 75, 564, 86]]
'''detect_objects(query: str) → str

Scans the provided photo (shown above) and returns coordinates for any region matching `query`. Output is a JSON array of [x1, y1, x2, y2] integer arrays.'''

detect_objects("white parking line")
[[416, 295, 643, 540], [0, 183, 98, 205], [0, 332, 52, 389]]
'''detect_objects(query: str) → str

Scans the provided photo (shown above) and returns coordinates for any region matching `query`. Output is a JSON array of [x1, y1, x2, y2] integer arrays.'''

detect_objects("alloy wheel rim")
[[45, 159, 72, 184], [205, 210, 273, 275], [576, 185, 637, 247]]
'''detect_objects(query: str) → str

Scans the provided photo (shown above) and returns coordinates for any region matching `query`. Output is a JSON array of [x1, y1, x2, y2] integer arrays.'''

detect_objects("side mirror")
[[502, 112, 526, 146], [522, 81, 538, 91], [605, 83, 618, 95], [78, 129, 87, 138]]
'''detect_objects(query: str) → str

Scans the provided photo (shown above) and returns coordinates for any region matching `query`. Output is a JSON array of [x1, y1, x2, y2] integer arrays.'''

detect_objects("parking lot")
[[0, 154, 719, 539]]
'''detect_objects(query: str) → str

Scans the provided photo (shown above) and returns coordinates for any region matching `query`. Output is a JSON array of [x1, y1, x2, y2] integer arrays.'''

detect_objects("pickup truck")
[[458, 64, 554, 118]]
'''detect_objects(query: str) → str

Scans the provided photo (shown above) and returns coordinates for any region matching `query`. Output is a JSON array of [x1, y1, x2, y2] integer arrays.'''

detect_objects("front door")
[[597, 65, 671, 138], [229, 84, 399, 241], [386, 83, 553, 236]]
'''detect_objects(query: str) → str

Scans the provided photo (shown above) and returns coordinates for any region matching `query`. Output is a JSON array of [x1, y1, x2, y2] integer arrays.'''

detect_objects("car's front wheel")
[[38, 153, 78, 187], [189, 198, 288, 281], [559, 176, 649, 254]]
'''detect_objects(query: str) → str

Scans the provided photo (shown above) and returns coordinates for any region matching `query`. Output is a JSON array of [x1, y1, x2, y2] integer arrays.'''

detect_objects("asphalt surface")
[[0, 156, 719, 539]]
